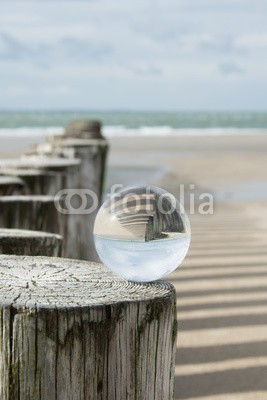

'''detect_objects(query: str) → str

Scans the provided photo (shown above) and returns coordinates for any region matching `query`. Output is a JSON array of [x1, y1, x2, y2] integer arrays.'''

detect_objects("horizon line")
[[0, 109, 267, 114]]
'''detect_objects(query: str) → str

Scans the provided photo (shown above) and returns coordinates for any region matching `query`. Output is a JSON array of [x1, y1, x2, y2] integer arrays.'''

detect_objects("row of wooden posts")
[[0, 120, 177, 400], [0, 120, 108, 261]]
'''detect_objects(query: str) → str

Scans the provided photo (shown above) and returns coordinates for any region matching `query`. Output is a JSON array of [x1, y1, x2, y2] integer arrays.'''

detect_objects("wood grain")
[[0, 256, 177, 400]]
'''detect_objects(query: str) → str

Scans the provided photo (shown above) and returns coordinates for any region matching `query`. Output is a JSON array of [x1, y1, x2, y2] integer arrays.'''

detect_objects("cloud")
[[219, 62, 245, 76], [197, 36, 244, 54], [131, 64, 163, 77], [0, 33, 32, 61], [4, 84, 31, 98], [42, 85, 77, 97], [0, 32, 113, 68], [235, 34, 267, 49], [0, 0, 267, 109]]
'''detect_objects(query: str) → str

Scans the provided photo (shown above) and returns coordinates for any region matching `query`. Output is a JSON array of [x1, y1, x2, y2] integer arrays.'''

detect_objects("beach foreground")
[[110, 134, 267, 400], [1, 132, 267, 399]]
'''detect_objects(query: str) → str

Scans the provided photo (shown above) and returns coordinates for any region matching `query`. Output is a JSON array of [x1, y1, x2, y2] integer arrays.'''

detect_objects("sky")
[[0, 0, 267, 111]]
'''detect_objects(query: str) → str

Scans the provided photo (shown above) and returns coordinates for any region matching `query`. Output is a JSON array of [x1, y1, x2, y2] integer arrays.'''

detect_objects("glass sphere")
[[94, 185, 191, 282]]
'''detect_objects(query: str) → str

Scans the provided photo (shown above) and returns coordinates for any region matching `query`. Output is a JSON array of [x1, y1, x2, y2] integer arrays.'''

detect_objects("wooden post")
[[25, 121, 109, 262], [0, 157, 81, 195], [25, 141, 108, 261], [49, 138, 108, 261], [0, 255, 177, 400], [47, 137, 108, 200], [0, 159, 89, 260], [64, 119, 104, 139], [0, 176, 26, 196], [0, 168, 67, 196], [0, 228, 63, 256], [26, 119, 108, 198], [0, 196, 68, 256]]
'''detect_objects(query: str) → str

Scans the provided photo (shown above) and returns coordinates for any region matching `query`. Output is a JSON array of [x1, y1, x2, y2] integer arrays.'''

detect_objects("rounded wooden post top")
[[0, 229, 63, 257], [64, 119, 104, 139], [0, 157, 81, 170], [0, 228, 62, 240], [55, 138, 108, 147], [0, 167, 58, 177], [0, 195, 55, 202], [0, 176, 25, 187], [0, 256, 175, 309]]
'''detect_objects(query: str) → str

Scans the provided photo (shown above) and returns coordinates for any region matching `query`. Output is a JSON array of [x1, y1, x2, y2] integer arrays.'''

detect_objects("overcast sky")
[[0, 0, 266, 111]]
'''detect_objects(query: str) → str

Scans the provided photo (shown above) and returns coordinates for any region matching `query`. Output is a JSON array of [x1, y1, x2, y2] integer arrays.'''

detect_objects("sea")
[[1, 110, 267, 201], [0, 111, 267, 137]]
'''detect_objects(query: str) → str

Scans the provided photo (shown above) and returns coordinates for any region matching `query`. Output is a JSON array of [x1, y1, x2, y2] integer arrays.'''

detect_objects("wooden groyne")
[[0, 120, 109, 261], [0, 120, 178, 399]]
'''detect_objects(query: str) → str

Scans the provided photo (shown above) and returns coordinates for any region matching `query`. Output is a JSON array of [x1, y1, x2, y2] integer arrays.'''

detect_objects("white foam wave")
[[0, 127, 64, 137], [0, 126, 266, 138], [103, 126, 267, 137]]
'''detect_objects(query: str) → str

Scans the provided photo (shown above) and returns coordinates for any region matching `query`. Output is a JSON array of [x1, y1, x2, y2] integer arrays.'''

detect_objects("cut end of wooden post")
[[64, 119, 104, 139], [0, 156, 81, 171], [0, 255, 175, 308], [0, 256, 177, 400]]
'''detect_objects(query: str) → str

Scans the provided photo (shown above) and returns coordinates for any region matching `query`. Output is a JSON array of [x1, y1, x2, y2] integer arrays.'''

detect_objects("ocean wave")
[[103, 126, 267, 136], [0, 127, 64, 137], [0, 126, 266, 138]]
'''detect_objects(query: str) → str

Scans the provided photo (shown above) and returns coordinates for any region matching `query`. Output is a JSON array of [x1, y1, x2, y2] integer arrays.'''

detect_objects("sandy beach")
[[1, 132, 267, 399], [107, 134, 267, 399]]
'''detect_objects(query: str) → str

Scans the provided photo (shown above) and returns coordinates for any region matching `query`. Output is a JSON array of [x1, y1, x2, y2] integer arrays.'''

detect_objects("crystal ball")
[[93, 185, 191, 282]]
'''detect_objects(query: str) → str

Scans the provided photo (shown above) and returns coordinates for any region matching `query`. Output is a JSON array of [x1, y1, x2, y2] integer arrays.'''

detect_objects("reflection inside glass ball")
[[93, 185, 191, 282]]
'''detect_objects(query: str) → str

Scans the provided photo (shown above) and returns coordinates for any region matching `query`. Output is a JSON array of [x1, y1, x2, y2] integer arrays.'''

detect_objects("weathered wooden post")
[[26, 120, 108, 199], [0, 228, 63, 256], [0, 157, 81, 196], [0, 159, 88, 259], [49, 137, 108, 261], [0, 196, 68, 256], [0, 176, 26, 196], [65, 119, 104, 139], [0, 168, 67, 196], [25, 120, 109, 261], [62, 119, 108, 198], [0, 255, 177, 400]]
